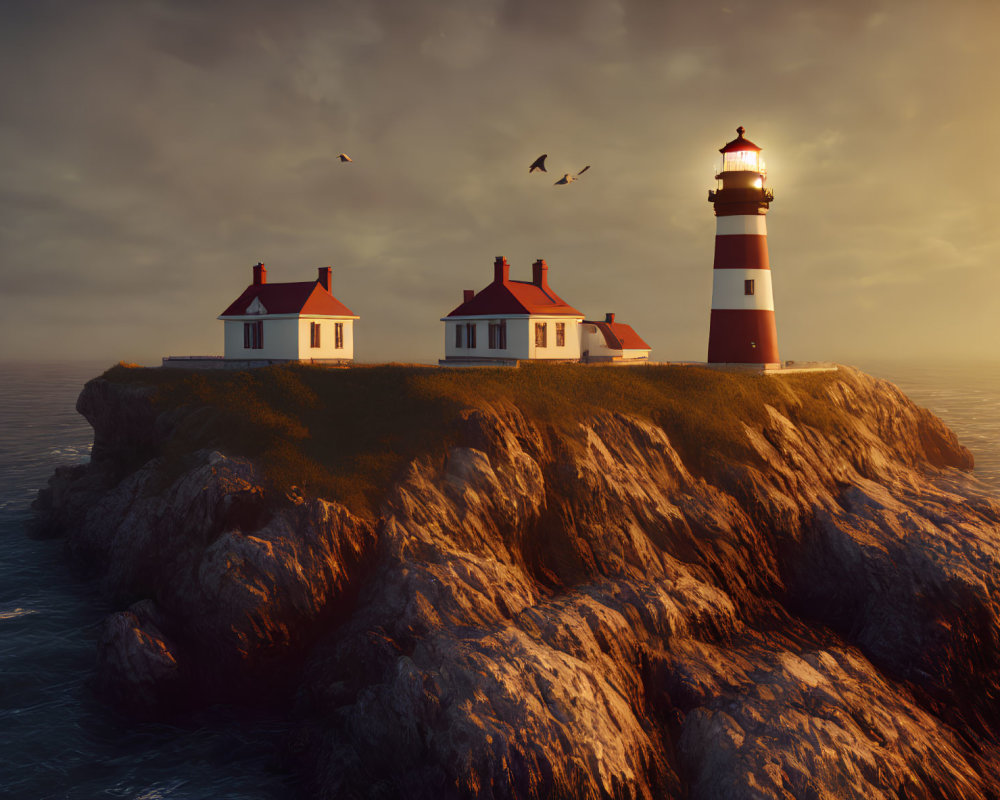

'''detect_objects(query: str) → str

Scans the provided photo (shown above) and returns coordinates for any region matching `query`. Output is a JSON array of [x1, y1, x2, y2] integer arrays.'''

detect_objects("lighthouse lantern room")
[[706, 126, 780, 366]]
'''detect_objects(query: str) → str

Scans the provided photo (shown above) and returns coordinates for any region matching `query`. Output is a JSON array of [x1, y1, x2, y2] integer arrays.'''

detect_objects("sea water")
[[0, 360, 996, 799], [854, 359, 1000, 493], [0, 364, 296, 800]]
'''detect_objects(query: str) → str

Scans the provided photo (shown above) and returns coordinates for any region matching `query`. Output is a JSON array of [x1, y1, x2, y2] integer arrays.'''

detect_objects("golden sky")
[[1, 0, 997, 364]]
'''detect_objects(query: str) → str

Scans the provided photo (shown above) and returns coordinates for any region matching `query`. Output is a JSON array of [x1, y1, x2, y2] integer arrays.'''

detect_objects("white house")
[[440, 256, 650, 365], [581, 313, 651, 362], [440, 257, 585, 365], [218, 263, 359, 363]]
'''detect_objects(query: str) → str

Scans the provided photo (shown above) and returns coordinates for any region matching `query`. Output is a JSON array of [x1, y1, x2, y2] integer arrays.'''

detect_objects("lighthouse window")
[[535, 322, 547, 348], [310, 322, 321, 348], [744, 279, 755, 296], [724, 150, 759, 172], [556, 323, 565, 347], [455, 324, 463, 348], [466, 322, 477, 348], [334, 322, 344, 349]]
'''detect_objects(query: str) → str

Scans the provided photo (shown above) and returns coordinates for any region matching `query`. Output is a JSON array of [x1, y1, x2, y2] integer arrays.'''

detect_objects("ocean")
[[853, 359, 1000, 493], [0, 360, 996, 799], [0, 364, 296, 800]]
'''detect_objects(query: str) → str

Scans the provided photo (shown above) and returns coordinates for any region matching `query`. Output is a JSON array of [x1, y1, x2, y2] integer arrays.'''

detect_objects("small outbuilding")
[[218, 262, 358, 363], [581, 313, 651, 362]]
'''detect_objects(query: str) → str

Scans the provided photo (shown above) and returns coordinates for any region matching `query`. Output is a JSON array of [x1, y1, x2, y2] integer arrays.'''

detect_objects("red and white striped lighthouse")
[[707, 126, 779, 366]]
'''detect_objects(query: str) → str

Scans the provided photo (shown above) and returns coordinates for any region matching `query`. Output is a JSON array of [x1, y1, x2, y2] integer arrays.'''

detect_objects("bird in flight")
[[529, 154, 547, 173], [555, 166, 591, 185], [338, 153, 353, 162]]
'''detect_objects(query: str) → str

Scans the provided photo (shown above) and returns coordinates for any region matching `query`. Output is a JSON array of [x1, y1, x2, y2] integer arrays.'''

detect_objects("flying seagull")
[[554, 166, 591, 186], [529, 154, 547, 173], [338, 153, 353, 162]]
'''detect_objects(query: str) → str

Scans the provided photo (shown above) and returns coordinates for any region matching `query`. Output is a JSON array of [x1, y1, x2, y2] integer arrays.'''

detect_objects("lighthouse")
[[707, 126, 780, 367]]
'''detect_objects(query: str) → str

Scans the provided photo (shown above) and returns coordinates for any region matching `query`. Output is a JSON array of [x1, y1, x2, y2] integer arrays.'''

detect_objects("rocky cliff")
[[34, 363, 1000, 799]]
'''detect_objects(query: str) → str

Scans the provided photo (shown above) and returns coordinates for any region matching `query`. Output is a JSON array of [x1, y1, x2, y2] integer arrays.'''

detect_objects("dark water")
[[0, 364, 295, 800], [0, 361, 996, 798]]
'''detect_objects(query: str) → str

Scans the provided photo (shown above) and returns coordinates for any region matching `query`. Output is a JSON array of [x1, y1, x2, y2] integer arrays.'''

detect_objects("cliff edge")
[[34, 363, 1000, 799]]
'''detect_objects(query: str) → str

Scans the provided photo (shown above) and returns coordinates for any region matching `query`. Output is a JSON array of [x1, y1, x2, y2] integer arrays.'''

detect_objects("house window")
[[466, 322, 477, 349], [535, 322, 547, 348], [556, 322, 565, 347], [455, 323, 463, 348], [310, 322, 321, 348], [243, 320, 263, 350], [744, 279, 755, 296], [334, 322, 344, 349], [488, 320, 507, 350]]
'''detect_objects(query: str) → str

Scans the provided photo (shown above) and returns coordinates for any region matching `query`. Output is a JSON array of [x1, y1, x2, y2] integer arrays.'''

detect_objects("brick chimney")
[[605, 312, 615, 324], [318, 266, 332, 292], [532, 259, 549, 291], [252, 262, 267, 286], [493, 256, 510, 284], [463, 289, 475, 303]]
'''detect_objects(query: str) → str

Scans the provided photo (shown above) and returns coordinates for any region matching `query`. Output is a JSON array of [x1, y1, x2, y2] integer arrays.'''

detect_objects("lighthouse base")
[[707, 309, 779, 365]]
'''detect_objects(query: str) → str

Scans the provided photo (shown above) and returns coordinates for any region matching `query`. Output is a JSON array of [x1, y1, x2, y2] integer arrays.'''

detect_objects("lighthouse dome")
[[719, 126, 763, 173], [719, 126, 762, 153]]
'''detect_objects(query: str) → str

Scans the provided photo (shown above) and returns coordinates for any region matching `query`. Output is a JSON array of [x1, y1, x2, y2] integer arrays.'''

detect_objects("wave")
[[0, 607, 39, 621]]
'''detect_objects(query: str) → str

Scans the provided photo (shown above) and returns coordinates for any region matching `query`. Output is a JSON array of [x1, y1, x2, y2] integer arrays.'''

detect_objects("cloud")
[[0, 0, 998, 364]]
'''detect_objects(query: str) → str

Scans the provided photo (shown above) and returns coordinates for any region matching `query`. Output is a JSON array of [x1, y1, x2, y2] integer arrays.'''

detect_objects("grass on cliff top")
[[101, 362, 846, 517]]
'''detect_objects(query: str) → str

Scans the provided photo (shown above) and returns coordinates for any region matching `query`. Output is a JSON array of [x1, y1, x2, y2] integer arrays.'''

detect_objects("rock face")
[[34, 365, 1000, 798]]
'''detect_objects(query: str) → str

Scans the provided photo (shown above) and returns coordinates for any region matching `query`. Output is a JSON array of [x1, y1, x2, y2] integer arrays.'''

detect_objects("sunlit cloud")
[[0, 0, 997, 364]]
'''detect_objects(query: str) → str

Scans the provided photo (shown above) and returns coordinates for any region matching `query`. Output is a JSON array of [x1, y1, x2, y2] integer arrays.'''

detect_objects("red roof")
[[446, 258, 583, 317], [720, 126, 762, 153], [586, 320, 651, 351], [220, 281, 356, 317]]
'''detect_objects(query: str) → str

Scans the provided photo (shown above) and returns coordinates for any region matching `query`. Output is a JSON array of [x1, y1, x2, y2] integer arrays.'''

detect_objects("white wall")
[[581, 324, 614, 359], [526, 317, 581, 360], [581, 324, 650, 361], [443, 317, 528, 359], [297, 317, 355, 360], [443, 316, 582, 360], [224, 317, 299, 359], [710, 269, 774, 311], [716, 215, 767, 236], [223, 316, 355, 360]]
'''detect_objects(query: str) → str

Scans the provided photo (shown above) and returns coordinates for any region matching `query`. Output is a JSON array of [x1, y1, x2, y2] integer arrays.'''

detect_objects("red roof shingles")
[[220, 281, 356, 318], [586, 320, 651, 351], [446, 258, 584, 317]]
